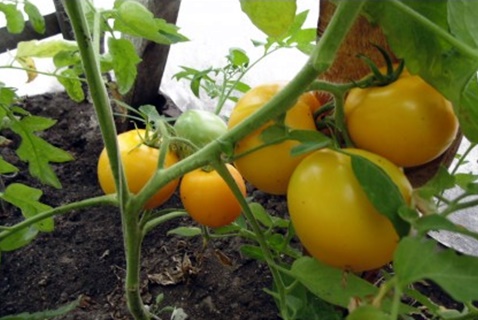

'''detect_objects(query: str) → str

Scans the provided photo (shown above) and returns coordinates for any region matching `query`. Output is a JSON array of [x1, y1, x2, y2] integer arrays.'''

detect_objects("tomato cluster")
[[96, 111, 246, 229], [96, 75, 457, 272]]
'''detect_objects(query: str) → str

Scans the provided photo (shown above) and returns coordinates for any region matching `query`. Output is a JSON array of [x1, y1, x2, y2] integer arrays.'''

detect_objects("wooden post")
[[317, 0, 462, 187], [122, 0, 182, 117]]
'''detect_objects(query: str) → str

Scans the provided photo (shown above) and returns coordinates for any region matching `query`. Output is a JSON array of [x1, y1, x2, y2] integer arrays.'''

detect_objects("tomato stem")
[[141, 210, 188, 237], [211, 160, 291, 318], [63, 0, 129, 206]]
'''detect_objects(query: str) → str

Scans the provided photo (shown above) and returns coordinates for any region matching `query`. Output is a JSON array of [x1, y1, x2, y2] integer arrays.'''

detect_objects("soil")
[[0, 91, 283, 320], [0, 92, 464, 320]]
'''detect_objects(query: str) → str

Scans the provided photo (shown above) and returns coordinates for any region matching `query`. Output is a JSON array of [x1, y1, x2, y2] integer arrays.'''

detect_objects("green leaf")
[[24, 1, 45, 34], [0, 86, 17, 106], [260, 124, 287, 144], [0, 226, 38, 252], [291, 257, 415, 314], [0, 3, 24, 34], [240, 0, 296, 37], [350, 154, 410, 237], [227, 48, 249, 68], [0, 295, 81, 319], [454, 173, 478, 191], [0, 156, 18, 174], [107, 38, 141, 95], [346, 306, 390, 320], [456, 77, 478, 143], [167, 226, 202, 237], [394, 237, 478, 302], [240, 244, 265, 261], [11, 117, 74, 188], [289, 130, 331, 157], [16, 40, 78, 58], [113, 1, 188, 44], [291, 257, 377, 308], [250, 202, 274, 228], [448, 0, 478, 48], [53, 50, 81, 69], [58, 69, 84, 102], [417, 166, 456, 199], [1, 183, 53, 232], [363, 1, 478, 142]]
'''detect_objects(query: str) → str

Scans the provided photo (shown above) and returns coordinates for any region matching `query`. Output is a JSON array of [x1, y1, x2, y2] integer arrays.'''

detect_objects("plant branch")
[[0, 194, 117, 241]]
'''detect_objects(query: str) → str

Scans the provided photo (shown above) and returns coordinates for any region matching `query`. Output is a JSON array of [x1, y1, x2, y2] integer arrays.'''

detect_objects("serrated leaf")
[[24, 1, 45, 34], [0, 3, 24, 34], [240, 0, 296, 37], [107, 38, 141, 95], [0, 156, 18, 174], [58, 69, 84, 102], [167, 226, 202, 237], [16, 40, 78, 58], [1, 183, 53, 232], [394, 237, 478, 302], [113, 1, 188, 44], [11, 117, 74, 188], [350, 154, 410, 237]]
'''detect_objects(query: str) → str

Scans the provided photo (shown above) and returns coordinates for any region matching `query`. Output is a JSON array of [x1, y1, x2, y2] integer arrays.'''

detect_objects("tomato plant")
[[344, 69, 459, 167], [3, 1, 478, 320], [227, 83, 317, 195], [287, 148, 412, 272], [179, 164, 246, 228], [97, 129, 179, 210]]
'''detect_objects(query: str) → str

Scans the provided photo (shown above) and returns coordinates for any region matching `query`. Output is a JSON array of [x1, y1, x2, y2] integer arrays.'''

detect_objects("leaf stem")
[[0, 194, 117, 241]]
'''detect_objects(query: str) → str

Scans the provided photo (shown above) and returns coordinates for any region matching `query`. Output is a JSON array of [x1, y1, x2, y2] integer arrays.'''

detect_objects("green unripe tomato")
[[174, 109, 228, 148]]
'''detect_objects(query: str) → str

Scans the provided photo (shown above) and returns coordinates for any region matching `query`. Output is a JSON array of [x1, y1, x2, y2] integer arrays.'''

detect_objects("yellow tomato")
[[228, 83, 317, 195], [97, 129, 179, 210], [180, 164, 246, 228], [287, 148, 412, 272], [345, 71, 458, 167]]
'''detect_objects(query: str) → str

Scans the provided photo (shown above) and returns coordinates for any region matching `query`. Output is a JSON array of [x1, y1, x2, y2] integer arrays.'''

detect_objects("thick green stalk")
[[122, 203, 149, 319], [62, 0, 128, 203], [63, 2, 147, 319]]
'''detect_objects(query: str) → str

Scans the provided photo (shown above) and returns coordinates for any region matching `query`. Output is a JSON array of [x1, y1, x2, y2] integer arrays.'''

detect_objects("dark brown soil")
[[0, 92, 464, 320], [0, 92, 281, 320]]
